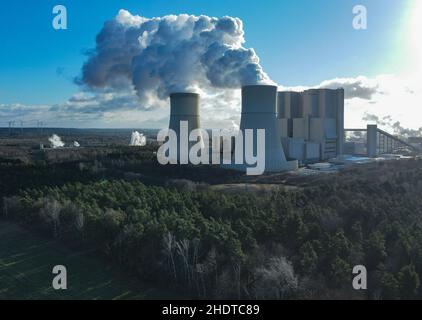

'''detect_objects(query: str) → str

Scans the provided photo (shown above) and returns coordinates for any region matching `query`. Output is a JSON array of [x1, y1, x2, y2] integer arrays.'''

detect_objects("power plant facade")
[[278, 88, 345, 164], [167, 85, 345, 173]]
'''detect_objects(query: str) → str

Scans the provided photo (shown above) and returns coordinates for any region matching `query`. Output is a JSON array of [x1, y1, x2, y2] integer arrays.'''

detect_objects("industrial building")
[[278, 88, 344, 164]]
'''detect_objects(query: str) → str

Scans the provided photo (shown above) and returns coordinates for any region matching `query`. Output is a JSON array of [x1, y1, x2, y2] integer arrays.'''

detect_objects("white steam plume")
[[49, 134, 65, 149], [73, 141, 81, 147], [79, 10, 273, 109], [363, 113, 422, 138], [130, 131, 147, 146]]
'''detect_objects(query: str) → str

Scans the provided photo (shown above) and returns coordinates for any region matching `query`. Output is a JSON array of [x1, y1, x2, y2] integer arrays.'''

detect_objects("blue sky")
[[0, 0, 410, 105], [0, 0, 420, 130]]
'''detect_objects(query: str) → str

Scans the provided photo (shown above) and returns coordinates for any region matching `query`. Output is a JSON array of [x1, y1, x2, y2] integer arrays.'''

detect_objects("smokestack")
[[240, 85, 298, 172]]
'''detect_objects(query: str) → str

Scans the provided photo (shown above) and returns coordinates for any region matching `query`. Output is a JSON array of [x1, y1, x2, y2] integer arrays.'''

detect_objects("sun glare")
[[409, 0, 422, 72]]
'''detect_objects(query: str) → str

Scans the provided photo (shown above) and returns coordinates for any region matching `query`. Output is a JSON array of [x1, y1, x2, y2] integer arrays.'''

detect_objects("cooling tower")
[[240, 85, 298, 172], [169, 93, 201, 134], [169, 93, 203, 160]]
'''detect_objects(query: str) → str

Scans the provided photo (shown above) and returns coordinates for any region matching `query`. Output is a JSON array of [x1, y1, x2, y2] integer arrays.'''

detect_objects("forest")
[[1, 154, 422, 299]]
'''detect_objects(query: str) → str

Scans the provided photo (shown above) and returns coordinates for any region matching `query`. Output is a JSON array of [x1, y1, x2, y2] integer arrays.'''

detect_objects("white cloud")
[[280, 76, 382, 100]]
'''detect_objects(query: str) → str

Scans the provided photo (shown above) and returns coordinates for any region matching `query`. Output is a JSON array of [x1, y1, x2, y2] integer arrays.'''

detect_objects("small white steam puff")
[[49, 134, 65, 149], [130, 131, 147, 147]]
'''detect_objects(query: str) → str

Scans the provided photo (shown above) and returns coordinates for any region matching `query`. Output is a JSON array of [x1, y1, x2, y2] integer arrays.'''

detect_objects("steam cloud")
[[284, 76, 382, 100], [80, 10, 273, 109], [130, 131, 147, 146], [318, 76, 381, 100], [49, 134, 65, 149], [363, 113, 422, 138]]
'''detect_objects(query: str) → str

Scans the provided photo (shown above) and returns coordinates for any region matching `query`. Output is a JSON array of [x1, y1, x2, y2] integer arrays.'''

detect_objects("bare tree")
[[39, 198, 62, 238], [253, 256, 299, 300], [163, 232, 177, 281], [176, 239, 191, 286]]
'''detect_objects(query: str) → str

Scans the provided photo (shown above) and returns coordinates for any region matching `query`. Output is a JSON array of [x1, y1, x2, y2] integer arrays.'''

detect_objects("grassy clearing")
[[0, 221, 169, 300]]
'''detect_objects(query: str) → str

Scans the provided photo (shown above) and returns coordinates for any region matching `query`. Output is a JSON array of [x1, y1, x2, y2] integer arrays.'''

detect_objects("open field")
[[0, 221, 169, 300]]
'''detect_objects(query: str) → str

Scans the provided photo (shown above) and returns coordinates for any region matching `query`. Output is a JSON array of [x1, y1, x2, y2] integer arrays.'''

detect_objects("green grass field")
[[0, 221, 169, 300]]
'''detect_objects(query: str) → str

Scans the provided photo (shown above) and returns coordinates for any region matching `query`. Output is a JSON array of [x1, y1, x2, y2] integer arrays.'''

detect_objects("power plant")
[[165, 83, 421, 174], [166, 85, 346, 173]]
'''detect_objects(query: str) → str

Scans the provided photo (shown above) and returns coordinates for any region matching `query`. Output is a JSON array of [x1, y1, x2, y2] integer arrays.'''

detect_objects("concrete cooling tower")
[[169, 93, 201, 134], [169, 93, 203, 159], [240, 85, 298, 172]]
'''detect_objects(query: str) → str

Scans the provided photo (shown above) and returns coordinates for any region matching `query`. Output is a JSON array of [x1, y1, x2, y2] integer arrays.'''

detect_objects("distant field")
[[0, 221, 168, 300]]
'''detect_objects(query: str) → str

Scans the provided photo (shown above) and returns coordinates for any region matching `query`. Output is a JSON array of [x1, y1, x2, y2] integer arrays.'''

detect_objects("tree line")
[[2, 159, 422, 299]]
